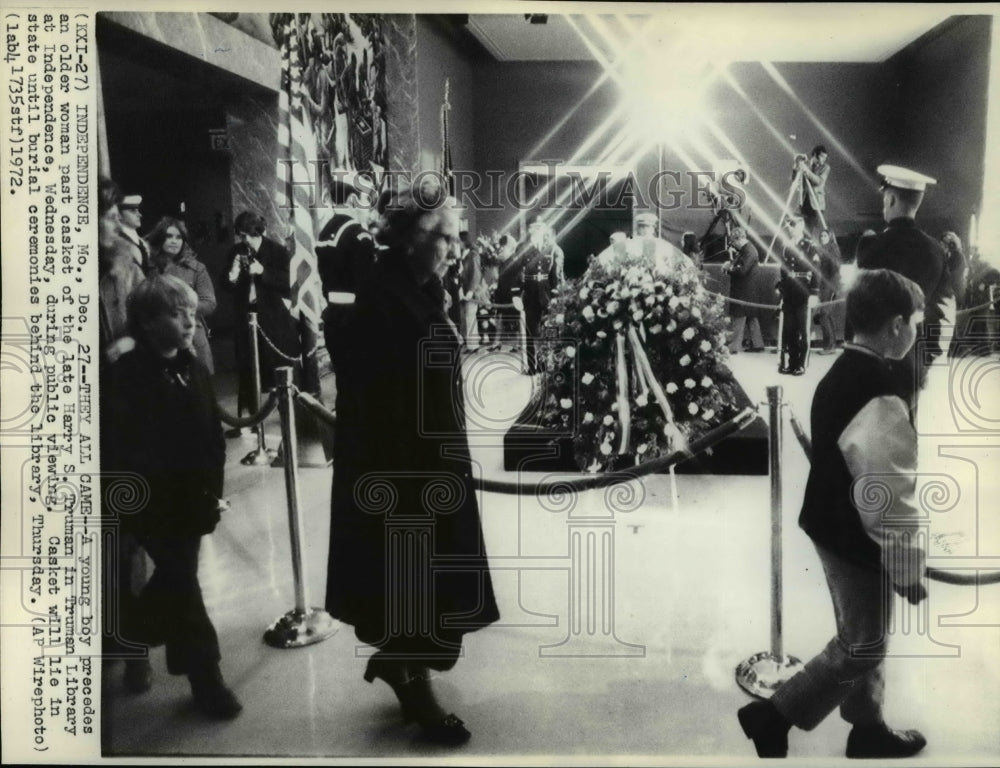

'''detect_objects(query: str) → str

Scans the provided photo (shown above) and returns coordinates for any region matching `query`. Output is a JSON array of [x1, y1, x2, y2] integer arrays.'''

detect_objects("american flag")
[[276, 14, 323, 335]]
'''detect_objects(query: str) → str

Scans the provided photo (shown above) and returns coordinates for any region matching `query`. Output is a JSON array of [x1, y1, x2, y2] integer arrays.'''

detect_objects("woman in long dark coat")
[[325, 179, 499, 745]]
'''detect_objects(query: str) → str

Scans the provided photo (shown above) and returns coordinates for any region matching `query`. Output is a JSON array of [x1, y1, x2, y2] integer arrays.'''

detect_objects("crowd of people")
[[97, 142, 995, 755]]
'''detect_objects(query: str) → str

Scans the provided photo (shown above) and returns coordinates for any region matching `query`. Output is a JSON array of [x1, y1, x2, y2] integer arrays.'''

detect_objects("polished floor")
[[103, 342, 1000, 764]]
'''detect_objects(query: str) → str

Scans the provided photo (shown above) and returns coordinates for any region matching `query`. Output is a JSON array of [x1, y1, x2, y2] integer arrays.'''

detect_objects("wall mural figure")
[[272, 13, 388, 185]]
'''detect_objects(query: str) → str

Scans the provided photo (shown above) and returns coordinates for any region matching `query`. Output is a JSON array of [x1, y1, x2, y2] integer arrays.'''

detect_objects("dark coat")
[[105, 343, 225, 539], [224, 236, 300, 401], [857, 217, 952, 338], [858, 217, 954, 396], [325, 253, 499, 667], [727, 241, 759, 318], [779, 239, 821, 306]]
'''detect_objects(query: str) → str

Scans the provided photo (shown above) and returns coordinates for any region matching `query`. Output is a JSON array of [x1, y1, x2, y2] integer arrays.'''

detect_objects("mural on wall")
[[271, 12, 388, 189]]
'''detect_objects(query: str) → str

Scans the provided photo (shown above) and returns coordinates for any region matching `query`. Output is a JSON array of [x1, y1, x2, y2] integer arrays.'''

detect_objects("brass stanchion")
[[735, 385, 803, 698], [517, 301, 529, 374], [263, 367, 338, 648], [242, 312, 277, 466]]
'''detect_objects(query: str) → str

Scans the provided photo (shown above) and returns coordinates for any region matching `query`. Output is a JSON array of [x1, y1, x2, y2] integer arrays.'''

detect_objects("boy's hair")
[[847, 269, 925, 335], [234, 211, 267, 237], [127, 274, 198, 338]]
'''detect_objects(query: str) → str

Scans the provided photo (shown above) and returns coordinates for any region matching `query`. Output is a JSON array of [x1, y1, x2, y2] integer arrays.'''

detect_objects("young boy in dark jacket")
[[106, 274, 241, 719], [738, 269, 928, 758]]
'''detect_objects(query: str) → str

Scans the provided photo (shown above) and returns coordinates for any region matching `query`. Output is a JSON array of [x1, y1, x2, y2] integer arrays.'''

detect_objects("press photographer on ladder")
[[796, 145, 830, 239]]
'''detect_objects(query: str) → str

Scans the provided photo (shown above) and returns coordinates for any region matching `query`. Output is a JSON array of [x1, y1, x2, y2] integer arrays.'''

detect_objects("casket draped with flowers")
[[505, 236, 767, 475]]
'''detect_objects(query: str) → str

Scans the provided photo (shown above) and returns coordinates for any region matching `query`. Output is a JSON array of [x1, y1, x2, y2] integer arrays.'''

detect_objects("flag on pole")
[[440, 78, 454, 197], [276, 13, 324, 335]]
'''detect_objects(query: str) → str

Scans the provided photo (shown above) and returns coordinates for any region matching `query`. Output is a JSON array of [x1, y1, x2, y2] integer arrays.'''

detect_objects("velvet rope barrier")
[[784, 405, 1000, 586], [293, 390, 337, 428], [216, 390, 279, 429], [477, 406, 760, 495]]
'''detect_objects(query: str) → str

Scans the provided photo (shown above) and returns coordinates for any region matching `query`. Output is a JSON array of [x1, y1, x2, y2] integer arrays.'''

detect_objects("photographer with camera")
[[224, 211, 299, 424], [796, 145, 830, 238]]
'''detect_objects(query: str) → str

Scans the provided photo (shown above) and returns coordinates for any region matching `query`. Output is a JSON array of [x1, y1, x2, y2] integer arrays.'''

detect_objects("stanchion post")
[[735, 385, 804, 698], [768, 385, 784, 660], [242, 312, 277, 466], [518, 303, 529, 374], [263, 367, 338, 648]]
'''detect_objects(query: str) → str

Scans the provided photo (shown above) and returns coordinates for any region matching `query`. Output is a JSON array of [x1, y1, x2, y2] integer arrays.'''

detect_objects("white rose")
[[669, 296, 680, 310], [637, 443, 648, 455], [649, 324, 663, 334], [603, 414, 615, 426], [587, 459, 602, 474], [555, 313, 565, 325], [613, 320, 623, 330], [607, 300, 620, 314], [679, 354, 691, 367], [684, 378, 696, 389], [600, 441, 613, 455], [560, 398, 573, 409], [701, 376, 712, 388], [632, 309, 644, 322], [581, 372, 595, 385], [692, 307, 702, 319], [666, 320, 677, 332], [688, 402, 699, 415], [635, 393, 649, 407], [702, 409, 715, 420], [596, 330, 608, 339], [583, 412, 594, 424], [565, 346, 576, 358], [666, 382, 679, 394], [579, 287, 590, 300], [645, 295, 656, 306], [665, 285, 674, 297], [682, 327, 696, 341], [582, 305, 595, 321], [700, 340, 712, 353]]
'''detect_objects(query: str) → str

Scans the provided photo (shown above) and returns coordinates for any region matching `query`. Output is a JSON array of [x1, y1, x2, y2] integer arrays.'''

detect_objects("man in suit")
[[225, 211, 299, 420], [796, 145, 830, 239], [725, 226, 765, 353], [118, 193, 151, 274], [857, 164, 954, 408]]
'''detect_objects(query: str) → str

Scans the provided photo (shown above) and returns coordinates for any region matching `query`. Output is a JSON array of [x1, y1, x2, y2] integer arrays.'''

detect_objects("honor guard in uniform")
[[777, 216, 821, 375], [315, 180, 377, 377], [857, 164, 954, 407], [521, 217, 564, 374]]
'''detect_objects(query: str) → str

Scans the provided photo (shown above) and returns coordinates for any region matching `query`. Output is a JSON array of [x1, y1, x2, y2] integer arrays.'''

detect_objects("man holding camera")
[[796, 145, 830, 238], [225, 211, 299, 422]]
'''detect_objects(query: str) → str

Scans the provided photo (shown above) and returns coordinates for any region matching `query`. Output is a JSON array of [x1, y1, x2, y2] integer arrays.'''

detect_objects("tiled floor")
[[103, 345, 1000, 763]]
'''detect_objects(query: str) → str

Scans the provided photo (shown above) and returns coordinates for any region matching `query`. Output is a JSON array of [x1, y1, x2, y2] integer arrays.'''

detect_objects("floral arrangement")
[[535, 240, 742, 473]]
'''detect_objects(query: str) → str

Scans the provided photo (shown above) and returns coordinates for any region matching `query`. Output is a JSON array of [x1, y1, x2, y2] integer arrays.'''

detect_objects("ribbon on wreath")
[[604, 324, 689, 511]]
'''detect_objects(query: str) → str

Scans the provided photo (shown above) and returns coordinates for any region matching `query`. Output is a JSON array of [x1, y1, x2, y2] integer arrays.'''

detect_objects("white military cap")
[[634, 212, 657, 225], [877, 164, 937, 192], [120, 194, 143, 208]]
